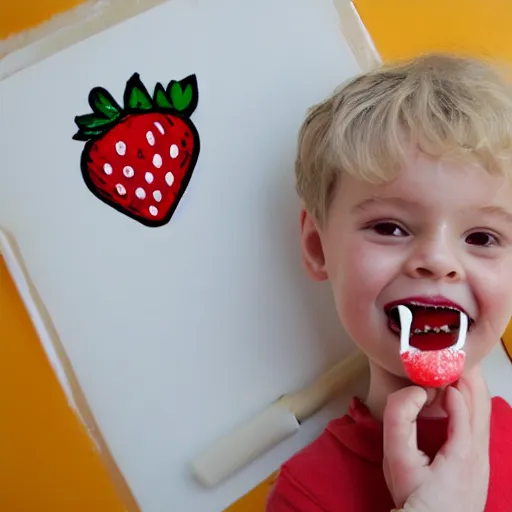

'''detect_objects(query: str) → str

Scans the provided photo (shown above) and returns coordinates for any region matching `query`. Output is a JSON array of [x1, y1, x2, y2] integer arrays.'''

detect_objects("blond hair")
[[295, 53, 512, 223]]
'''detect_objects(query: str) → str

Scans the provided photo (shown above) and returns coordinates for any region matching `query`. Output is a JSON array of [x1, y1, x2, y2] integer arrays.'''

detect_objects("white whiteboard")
[[0, 0, 451, 510]]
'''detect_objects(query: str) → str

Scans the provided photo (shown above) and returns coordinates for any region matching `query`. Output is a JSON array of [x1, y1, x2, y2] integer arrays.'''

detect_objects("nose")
[[403, 232, 464, 282]]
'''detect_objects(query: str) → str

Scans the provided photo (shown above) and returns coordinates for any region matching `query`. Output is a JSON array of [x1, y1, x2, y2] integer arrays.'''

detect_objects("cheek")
[[326, 239, 401, 319], [468, 257, 512, 337]]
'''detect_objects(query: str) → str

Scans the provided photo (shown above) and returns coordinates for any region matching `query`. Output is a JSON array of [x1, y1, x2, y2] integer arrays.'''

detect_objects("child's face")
[[301, 150, 512, 380]]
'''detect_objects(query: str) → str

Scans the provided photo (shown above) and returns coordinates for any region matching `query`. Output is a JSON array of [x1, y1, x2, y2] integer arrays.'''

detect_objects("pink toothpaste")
[[397, 305, 467, 388]]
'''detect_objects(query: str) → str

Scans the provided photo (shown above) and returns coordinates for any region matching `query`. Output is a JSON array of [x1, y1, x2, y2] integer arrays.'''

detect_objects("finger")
[[437, 386, 471, 460], [383, 386, 428, 471], [456, 365, 491, 440]]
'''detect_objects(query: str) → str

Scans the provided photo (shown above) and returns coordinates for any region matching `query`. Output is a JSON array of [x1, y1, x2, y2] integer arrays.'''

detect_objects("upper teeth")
[[408, 302, 460, 312]]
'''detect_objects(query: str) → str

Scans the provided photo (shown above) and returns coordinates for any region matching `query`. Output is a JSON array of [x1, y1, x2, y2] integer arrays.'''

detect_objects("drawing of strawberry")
[[73, 73, 200, 227]]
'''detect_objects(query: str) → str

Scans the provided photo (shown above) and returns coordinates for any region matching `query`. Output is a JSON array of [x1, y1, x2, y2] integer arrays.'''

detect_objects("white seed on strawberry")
[[116, 184, 127, 195], [154, 121, 165, 134], [135, 187, 146, 200], [146, 131, 156, 146], [170, 144, 179, 159], [165, 172, 174, 186], [103, 163, 113, 175], [153, 154, 163, 168], [123, 165, 135, 178], [115, 141, 126, 156], [145, 172, 154, 184], [149, 206, 158, 216], [153, 190, 162, 202]]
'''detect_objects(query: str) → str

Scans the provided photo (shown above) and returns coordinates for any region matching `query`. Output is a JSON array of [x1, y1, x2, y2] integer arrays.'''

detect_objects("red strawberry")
[[73, 73, 200, 227]]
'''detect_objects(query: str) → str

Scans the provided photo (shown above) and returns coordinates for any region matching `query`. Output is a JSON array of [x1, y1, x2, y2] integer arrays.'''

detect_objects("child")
[[266, 53, 512, 511]]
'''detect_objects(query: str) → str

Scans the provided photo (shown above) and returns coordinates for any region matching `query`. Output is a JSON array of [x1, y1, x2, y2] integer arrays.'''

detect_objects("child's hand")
[[382, 366, 491, 512]]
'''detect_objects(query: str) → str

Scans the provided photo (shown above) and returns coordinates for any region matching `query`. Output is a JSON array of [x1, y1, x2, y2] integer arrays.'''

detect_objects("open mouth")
[[384, 301, 474, 351]]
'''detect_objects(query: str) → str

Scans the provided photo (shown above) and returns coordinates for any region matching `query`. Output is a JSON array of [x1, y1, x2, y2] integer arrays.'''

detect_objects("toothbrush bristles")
[[397, 305, 413, 354], [453, 312, 468, 351]]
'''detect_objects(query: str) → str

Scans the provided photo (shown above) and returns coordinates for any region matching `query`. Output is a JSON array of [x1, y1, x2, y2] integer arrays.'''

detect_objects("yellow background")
[[1, 0, 86, 39], [353, 0, 512, 63]]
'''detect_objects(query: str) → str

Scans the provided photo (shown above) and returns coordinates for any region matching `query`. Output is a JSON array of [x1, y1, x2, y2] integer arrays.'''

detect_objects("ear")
[[300, 208, 328, 281]]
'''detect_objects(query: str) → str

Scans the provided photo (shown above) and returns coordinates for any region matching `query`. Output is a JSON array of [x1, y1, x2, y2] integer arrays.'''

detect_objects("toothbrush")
[[398, 305, 468, 388]]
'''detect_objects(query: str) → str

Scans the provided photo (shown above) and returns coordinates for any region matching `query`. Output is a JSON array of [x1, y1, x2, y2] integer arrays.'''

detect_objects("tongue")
[[411, 332, 457, 351], [411, 309, 459, 330]]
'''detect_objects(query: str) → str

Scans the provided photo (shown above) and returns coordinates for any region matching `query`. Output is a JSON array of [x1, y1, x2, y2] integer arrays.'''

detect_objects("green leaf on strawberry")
[[75, 113, 116, 130], [166, 75, 198, 117], [124, 73, 154, 111], [88, 87, 122, 120], [170, 82, 192, 110], [73, 113, 117, 140], [72, 72, 199, 141], [73, 127, 107, 141], [153, 82, 174, 109]]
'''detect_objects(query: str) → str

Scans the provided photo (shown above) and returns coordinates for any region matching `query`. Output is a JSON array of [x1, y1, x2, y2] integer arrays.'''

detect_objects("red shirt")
[[266, 396, 512, 511]]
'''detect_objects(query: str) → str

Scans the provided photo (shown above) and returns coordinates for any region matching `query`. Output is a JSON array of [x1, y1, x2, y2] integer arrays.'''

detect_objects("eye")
[[371, 222, 409, 237], [465, 231, 498, 247]]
